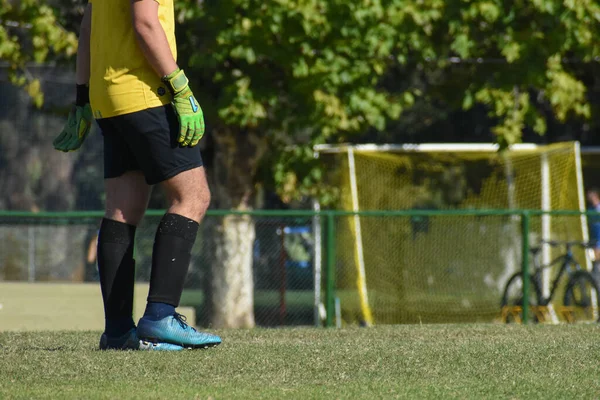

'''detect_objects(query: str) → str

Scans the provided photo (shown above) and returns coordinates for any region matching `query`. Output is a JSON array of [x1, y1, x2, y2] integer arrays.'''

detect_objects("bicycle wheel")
[[563, 271, 600, 323], [501, 272, 541, 323]]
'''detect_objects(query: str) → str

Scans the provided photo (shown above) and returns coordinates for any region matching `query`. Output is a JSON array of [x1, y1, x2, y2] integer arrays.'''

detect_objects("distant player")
[[587, 188, 600, 279], [53, 0, 221, 350]]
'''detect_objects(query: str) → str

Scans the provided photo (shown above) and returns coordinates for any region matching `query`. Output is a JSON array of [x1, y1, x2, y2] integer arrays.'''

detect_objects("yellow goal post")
[[314, 142, 590, 325]]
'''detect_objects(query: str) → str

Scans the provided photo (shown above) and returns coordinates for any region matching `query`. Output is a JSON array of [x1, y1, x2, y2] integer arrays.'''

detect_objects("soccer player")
[[587, 188, 600, 280], [53, 0, 221, 351]]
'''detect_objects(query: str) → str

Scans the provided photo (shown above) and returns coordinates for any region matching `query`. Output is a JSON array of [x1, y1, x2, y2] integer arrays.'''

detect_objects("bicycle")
[[501, 240, 600, 323]]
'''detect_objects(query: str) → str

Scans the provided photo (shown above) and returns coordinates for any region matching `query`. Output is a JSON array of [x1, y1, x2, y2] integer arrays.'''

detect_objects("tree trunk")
[[206, 129, 266, 328], [210, 214, 256, 328]]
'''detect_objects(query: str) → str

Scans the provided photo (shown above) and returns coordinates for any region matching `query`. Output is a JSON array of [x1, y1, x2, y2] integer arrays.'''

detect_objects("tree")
[[0, 0, 77, 106], [426, 0, 600, 147], [0, 1, 81, 212], [176, 0, 416, 327], [173, 0, 600, 327]]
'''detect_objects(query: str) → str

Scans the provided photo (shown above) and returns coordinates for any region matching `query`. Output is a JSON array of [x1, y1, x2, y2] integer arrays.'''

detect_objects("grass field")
[[1, 324, 600, 399]]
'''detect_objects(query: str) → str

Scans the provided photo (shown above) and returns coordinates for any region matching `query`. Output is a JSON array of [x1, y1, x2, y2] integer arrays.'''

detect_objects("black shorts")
[[98, 105, 203, 185]]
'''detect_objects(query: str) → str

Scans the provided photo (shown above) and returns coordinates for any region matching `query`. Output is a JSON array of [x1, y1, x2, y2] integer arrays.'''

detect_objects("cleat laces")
[[173, 312, 197, 332]]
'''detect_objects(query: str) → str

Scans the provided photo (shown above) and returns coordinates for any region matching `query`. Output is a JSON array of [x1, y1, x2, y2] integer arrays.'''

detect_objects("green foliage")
[[0, 0, 77, 107], [438, 0, 598, 147], [177, 0, 417, 203], [175, 0, 600, 203], [5, 0, 599, 204]]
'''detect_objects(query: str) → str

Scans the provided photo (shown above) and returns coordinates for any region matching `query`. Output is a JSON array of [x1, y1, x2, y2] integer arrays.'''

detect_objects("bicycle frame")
[[530, 247, 583, 306]]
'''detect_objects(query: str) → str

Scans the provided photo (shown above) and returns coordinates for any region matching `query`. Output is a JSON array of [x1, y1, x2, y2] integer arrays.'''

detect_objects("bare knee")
[[198, 189, 211, 217], [168, 187, 210, 223], [162, 167, 211, 223], [105, 203, 147, 226], [104, 171, 151, 226]]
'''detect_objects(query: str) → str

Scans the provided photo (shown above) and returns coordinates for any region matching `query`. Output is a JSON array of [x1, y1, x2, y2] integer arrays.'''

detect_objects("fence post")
[[521, 211, 531, 324], [325, 212, 336, 328], [28, 226, 35, 282]]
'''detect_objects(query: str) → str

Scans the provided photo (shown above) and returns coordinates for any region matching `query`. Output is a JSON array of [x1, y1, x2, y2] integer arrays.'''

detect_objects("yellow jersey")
[[88, 0, 177, 118]]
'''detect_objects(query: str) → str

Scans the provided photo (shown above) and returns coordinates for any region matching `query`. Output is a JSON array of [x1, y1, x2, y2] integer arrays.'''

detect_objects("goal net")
[[316, 142, 588, 325]]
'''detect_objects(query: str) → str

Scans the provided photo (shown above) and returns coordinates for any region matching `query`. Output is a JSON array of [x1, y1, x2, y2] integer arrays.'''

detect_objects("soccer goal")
[[315, 142, 590, 325]]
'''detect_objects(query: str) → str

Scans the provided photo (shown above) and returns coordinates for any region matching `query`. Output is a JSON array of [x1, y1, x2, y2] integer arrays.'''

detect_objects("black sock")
[[97, 218, 136, 337], [143, 302, 176, 321], [147, 213, 199, 307]]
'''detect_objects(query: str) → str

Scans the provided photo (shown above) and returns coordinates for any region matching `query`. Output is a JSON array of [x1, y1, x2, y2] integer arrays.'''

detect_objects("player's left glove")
[[53, 84, 93, 152], [162, 68, 205, 147]]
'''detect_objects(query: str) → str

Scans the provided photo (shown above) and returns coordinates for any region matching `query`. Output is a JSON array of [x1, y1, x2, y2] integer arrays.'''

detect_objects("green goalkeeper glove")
[[162, 68, 205, 147], [53, 85, 93, 152]]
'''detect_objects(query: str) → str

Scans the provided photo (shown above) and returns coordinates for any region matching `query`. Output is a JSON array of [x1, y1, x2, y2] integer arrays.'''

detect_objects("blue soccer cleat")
[[137, 313, 222, 349], [99, 328, 185, 351]]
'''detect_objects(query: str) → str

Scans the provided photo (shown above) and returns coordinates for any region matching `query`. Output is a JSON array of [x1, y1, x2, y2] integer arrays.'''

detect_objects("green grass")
[[1, 324, 600, 399]]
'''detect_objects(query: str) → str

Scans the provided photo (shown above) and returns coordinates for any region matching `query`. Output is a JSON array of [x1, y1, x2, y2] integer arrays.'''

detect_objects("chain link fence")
[[1, 210, 599, 328], [0, 212, 318, 327], [333, 211, 593, 326]]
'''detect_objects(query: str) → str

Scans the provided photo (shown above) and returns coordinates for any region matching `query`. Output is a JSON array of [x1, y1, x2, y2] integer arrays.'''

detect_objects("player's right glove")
[[53, 84, 93, 152], [162, 68, 205, 147]]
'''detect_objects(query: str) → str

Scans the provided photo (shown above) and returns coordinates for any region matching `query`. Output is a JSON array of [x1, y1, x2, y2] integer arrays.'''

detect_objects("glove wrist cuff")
[[75, 84, 89, 106], [162, 68, 188, 95]]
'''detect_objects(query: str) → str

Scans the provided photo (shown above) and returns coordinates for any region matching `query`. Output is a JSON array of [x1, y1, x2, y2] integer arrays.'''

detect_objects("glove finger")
[[55, 107, 79, 151], [65, 108, 86, 150], [69, 138, 83, 151], [53, 129, 69, 149], [63, 135, 78, 152], [56, 131, 75, 152], [69, 118, 92, 151], [176, 113, 187, 143], [63, 124, 82, 150], [183, 123, 195, 147], [190, 119, 203, 147], [54, 118, 74, 148]]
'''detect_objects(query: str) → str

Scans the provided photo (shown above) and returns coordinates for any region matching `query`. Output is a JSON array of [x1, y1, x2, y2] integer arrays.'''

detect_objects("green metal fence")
[[0, 209, 597, 327]]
